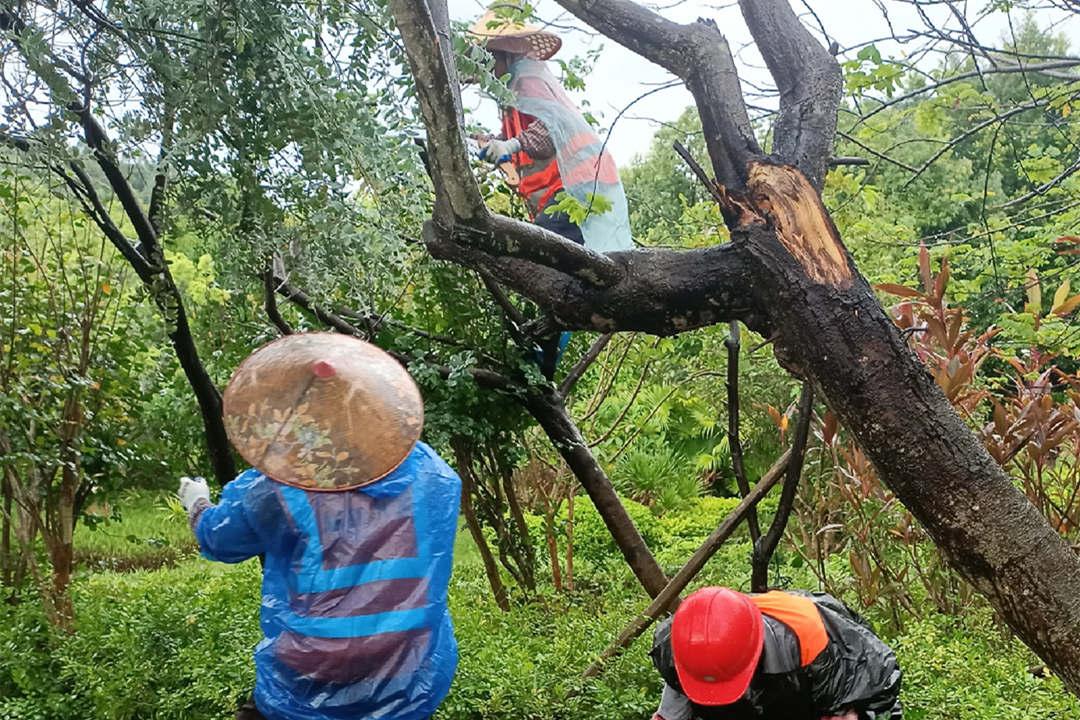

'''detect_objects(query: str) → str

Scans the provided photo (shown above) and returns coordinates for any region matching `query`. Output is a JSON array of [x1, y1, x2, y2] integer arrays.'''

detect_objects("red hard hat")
[[671, 587, 765, 706]]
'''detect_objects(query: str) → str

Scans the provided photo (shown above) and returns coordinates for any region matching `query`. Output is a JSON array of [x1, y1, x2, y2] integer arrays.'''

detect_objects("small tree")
[[0, 174, 142, 623]]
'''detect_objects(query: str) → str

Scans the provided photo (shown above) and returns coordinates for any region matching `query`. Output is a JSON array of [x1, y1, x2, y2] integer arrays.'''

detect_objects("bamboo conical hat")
[[222, 333, 423, 491], [467, 7, 562, 60]]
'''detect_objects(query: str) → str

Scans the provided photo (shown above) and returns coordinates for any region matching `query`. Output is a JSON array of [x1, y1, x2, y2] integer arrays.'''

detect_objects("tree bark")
[[730, 162, 1080, 690]]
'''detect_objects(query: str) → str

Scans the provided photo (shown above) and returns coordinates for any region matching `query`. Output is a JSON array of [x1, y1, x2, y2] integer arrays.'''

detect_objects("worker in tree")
[[177, 333, 462, 720], [649, 587, 903, 720], [467, 6, 633, 376]]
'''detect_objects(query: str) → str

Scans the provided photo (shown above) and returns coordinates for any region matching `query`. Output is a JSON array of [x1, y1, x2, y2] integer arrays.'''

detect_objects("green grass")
[[76, 490, 197, 573], [40, 492, 1076, 720]]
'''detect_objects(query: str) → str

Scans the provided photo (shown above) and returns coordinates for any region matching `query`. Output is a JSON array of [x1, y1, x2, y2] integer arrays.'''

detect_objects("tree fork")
[[395, 0, 1080, 688]]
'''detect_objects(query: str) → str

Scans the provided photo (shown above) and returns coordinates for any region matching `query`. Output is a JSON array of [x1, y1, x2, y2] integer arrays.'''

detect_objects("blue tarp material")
[[192, 441, 462, 720]]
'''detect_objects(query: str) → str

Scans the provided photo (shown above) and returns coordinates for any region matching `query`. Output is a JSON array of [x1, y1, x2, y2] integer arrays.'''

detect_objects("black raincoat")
[[650, 592, 902, 720]]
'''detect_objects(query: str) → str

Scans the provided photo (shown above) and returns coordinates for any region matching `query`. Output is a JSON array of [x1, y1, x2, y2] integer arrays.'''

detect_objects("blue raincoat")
[[191, 441, 462, 720]]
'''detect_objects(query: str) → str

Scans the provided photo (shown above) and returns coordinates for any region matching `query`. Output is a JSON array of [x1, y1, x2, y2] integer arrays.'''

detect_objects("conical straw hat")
[[467, 7, 562, 60], [223, 333, 423, 491]]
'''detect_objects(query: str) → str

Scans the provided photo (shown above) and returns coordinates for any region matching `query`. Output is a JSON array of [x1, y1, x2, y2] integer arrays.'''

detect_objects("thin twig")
[[559, 333, 613, 396], [726, 321, 760, 542]]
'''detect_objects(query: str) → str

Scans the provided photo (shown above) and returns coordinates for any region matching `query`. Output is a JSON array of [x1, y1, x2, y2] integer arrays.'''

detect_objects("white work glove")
[[478, 137, 521, 164], [178, 476, 210, 513]]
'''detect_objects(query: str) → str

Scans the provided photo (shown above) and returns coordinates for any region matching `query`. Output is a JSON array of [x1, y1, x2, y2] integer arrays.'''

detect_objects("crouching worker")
[[177, 333, 462, 720], [650, 587, 903, 720]]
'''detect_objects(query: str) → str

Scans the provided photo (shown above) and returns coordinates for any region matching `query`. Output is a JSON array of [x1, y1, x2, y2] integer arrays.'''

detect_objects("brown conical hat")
[[467, 7, 562, 60], [222, 333, 423, 491]]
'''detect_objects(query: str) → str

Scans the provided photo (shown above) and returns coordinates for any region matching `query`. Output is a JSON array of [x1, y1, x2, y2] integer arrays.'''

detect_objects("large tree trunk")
[[732, 162, 1080, 688]]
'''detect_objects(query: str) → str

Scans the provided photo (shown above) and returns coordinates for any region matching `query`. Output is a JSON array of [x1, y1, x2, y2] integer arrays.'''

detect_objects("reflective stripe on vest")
[[750, 591, 829, 667], [503, 109, 563, 216]]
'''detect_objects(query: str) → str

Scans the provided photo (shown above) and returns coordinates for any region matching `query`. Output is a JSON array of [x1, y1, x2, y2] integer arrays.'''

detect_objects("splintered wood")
[[746, 162, 852, 287]]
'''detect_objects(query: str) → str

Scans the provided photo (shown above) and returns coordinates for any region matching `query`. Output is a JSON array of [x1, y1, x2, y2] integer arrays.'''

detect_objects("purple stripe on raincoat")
[[310, 487, 418, 568], [291, 577, 429, 618], [192, 442, 461, 720]]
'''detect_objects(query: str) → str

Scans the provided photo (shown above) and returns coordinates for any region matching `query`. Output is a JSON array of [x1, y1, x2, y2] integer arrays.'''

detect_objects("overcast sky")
[[446, 0, 1079, 165]]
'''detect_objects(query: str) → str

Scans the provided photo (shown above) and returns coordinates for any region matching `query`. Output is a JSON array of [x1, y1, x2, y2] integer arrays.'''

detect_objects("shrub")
[[0, 561, 260, 720], [556, 495, 664, 571], [609, 448, 701, 515], [892, 610, 1080, 720]]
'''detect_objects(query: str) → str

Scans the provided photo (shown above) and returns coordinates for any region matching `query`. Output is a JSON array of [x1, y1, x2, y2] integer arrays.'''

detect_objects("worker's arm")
[[188, 470, 266, 563], [516, 120, 555, 159], [652, 683, 692, 720]]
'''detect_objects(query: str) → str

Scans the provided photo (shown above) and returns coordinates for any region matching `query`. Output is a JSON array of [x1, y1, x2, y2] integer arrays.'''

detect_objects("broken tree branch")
[[581, 448, 793, 678]]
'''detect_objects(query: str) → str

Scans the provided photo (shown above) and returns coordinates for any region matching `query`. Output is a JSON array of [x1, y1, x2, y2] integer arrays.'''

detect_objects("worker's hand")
[[478, 138, 521, 164], [820, 712, 859, 720], [178, 476, 210, 512]]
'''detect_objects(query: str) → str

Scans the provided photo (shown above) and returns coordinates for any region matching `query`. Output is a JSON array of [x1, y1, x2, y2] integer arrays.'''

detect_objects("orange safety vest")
[[750, 591, 830, 667], [502, 108, 563, 218]]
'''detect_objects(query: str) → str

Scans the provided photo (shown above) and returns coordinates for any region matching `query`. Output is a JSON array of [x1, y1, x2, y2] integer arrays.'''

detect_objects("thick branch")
[[554, 0, 759, 187], [525, 386, 668, 597], [465, 215, 622, 287], [738, 0, 842, 190], [388, 0, 486, 223], [425, 230, 762, 336], [77, 113, 161, 258]]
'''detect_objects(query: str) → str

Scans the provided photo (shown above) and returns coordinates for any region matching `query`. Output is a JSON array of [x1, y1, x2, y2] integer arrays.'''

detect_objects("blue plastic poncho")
[[508, 57, 633, 253], [191, 441, 462, 720]]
